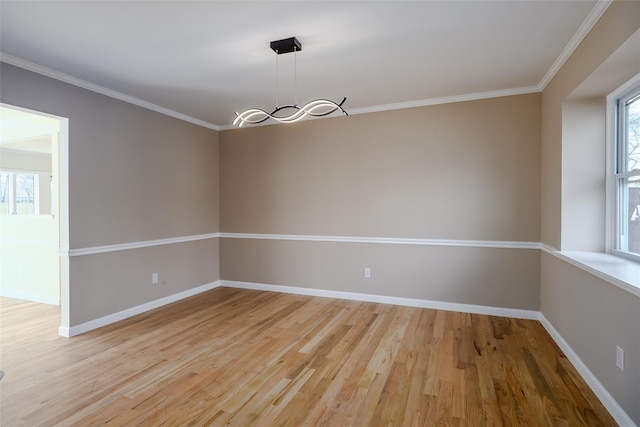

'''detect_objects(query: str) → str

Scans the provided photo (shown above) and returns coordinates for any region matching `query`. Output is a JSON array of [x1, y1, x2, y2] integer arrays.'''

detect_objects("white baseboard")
[[59, 281, 221, 337], [538, 313, 636, 427], [1, 290, 59, 306], [221, 280, 540, 320]]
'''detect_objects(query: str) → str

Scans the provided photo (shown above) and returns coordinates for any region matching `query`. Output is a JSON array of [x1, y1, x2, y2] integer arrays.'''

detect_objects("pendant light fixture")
[[233, 37, 348, 127]]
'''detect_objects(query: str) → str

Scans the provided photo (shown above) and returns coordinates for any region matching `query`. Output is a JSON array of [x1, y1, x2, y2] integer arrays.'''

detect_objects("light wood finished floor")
[[0, 288, 616, 426]]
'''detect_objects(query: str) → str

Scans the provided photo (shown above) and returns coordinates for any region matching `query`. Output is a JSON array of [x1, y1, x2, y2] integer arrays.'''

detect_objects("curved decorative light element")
[[233, 37, 348, 127], [234, 97, 348, 127]]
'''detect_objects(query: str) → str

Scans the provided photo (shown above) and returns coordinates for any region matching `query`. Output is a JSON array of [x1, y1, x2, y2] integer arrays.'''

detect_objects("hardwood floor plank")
[[0, 290, 618, 426]]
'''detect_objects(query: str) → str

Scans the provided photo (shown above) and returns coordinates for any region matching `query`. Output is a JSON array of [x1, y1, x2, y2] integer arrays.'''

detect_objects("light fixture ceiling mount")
[[233, 37, 348, 127], [270, 37, 301, 55]]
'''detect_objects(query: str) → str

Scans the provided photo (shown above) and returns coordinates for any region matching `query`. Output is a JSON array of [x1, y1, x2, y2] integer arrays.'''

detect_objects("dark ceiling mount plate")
[[270, 37, 302, 55]]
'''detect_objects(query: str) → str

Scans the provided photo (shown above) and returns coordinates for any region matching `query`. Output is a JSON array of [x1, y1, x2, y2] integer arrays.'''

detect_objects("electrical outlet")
[[152, 273, 159, 284], [364, 267, 371, 279], [616, 346, 624, 371]]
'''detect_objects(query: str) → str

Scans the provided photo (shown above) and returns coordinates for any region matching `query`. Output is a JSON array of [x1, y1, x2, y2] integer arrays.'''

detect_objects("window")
[[0, 171, 40, 215], [0, 172, 9, 214], [614, 86, 640, 258]]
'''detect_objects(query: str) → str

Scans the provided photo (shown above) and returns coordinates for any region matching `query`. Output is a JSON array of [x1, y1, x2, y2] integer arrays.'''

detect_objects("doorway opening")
[[0, 104, 69, 335]]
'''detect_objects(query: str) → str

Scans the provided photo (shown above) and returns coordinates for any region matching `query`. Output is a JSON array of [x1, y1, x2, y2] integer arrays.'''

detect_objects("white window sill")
[[549, 249, 640, 298]]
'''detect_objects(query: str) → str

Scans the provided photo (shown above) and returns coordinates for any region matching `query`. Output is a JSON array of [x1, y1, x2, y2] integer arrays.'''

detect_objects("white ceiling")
[[0, 1, 608, 130]]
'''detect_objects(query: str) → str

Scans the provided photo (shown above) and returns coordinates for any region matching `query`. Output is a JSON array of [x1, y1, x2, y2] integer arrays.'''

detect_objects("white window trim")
[[0, 171, 16, 214], [0, 169, 41, 215], [606, 73, 640, 259]]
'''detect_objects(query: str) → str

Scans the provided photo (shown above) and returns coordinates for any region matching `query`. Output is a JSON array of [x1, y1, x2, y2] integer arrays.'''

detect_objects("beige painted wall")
[[222, 239, 540, 310], [540, 1, 640, 424], [220, 94, 541, 310], [69, 238, 219, 324], [0, 63, 220, 327], [541, 253, 640, 423], [0, 63, 220, 248], [560, 98, 606, 252], [222, 94, 540, 241], [541, 0, 640, 249]]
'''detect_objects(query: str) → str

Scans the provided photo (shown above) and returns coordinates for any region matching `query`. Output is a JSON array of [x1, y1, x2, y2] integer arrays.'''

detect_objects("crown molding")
[[349, 86, 542, 117], [0, 53, 221, 132], [537, 0, 613, 91]]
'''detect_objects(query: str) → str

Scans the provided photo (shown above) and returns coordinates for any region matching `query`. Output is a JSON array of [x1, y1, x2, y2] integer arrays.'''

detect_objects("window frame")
[[0, 169, 41, 215], [0, 171, 12, 215], [609, 77, 640, 262]]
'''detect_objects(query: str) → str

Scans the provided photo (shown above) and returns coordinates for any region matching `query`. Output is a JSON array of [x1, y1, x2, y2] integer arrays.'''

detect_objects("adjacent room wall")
[[540, 1, 640, 423], [0, 147, 58, 303], [220, 94, 541, 310], [0, 215, 59, 304], [0, 63, 220, 327]]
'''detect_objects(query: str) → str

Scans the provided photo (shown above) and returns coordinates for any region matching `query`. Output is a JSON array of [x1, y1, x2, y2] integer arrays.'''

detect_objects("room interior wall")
[[540, 0, 640, 424], [0, 62, 221, 329], [541, 253, 640, 423], [221, 239, 540, 311], [69, 238, 219, 324], [541, 0, 639, 251], [560, 98, 606, 252], [220, 94, 541, 310]]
